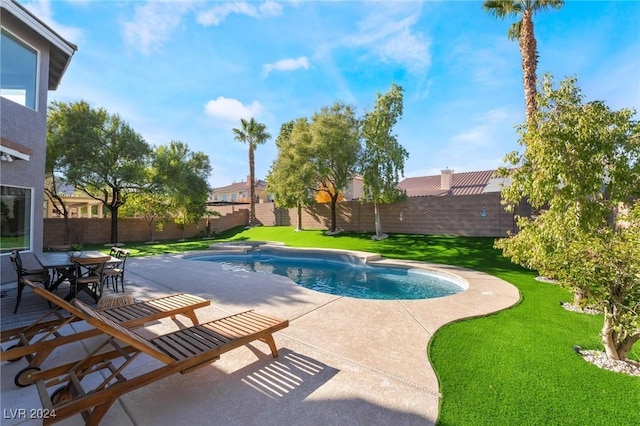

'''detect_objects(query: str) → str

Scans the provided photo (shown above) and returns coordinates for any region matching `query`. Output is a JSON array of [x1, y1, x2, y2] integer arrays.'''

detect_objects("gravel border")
[[579, 349, 640, 377], [561, 302, 601, 315]]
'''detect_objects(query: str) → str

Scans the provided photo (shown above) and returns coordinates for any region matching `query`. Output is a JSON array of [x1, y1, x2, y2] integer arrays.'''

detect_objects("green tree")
[[483, 0, 564, 122], [360, 83, 408, 239], [232, 118, 271, 226], [47, 101, 152, 244], [496, 75, 640, 360], [152, 141, 212, 240], [267, 119, 316, 231], [119, 192, 171, 243], [308, 102, 361, 233]]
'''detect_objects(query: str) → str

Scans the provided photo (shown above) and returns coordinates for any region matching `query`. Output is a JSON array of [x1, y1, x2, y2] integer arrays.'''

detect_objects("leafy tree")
[[483, 0, 564, 122], [119, 192, 171, 243], [152, 141, 212, 240], [267, 119, 316, 231], [496, 75, 640, 360], [47, 101, 152, 244], [268, 105, 359, 233], [232, 118, 271, 226], [307, 102, 361, 233], [360, 83, 408, 239]]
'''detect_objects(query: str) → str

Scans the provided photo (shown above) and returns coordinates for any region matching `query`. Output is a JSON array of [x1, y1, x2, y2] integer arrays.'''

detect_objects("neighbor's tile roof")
[[398, 170, 497, 197], [212, 179, 266, 193]]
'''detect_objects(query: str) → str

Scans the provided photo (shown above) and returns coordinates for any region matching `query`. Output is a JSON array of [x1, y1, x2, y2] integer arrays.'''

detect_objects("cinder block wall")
[[43, 194, 528, 247], [253, 194, 527, 237], [43, 210, 248, 247]]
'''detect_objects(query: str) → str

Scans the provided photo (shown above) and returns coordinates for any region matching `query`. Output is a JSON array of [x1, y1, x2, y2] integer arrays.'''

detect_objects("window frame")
[[0, 185, 35, 254], [0, 27, 40, 111]]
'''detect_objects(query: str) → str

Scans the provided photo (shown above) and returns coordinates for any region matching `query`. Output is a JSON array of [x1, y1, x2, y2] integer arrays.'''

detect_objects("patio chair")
[[70, 256, 111, 302], [2, 280, 211, 387], [9, 250, 51, 314], [26, 299, 288, 425], [103, 248, 129, 293]]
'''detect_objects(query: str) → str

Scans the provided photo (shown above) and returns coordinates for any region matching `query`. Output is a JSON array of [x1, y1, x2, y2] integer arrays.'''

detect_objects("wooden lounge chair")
[[27, 299, 288, 425], [1, 280, 210, 386]]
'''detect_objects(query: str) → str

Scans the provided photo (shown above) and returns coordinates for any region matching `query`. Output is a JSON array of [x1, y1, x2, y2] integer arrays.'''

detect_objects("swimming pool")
[[189, 246, 466, 300]]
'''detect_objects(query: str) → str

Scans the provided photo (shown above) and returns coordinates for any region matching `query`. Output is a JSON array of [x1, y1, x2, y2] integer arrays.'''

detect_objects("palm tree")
[[483, 0, 564, 122], [232, 118, 271, 225]]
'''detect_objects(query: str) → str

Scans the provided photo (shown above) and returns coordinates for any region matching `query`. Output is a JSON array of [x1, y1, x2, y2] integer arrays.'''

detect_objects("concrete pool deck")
[[1, 251, 520, 425]]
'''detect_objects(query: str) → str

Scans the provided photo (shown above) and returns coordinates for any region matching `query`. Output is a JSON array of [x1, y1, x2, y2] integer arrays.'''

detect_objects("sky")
[[22, 0, 640, 188]]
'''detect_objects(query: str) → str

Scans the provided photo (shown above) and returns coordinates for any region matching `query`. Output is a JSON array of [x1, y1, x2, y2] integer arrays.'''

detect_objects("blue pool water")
[[190, 251, 465, 300]]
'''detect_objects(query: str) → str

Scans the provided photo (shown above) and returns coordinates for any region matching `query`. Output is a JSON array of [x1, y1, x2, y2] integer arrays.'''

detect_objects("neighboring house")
[[209, 176, 270, 205], [43, 181, 105, 218], [398, 169, 509, 197], [44, 194, 105, 218], [343, 175, 364, 200], [1, 0, 76, 282]]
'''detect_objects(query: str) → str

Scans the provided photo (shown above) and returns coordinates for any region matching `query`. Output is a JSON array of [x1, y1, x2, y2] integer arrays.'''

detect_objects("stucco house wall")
[[0, 1, 76, 284]]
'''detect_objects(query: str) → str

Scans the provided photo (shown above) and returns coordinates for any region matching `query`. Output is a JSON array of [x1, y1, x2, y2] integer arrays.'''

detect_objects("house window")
[[221, 194, 227, 202], [1, 29, 38, 110], [0, 186, 33, 253], [231, 193, 237, 202]]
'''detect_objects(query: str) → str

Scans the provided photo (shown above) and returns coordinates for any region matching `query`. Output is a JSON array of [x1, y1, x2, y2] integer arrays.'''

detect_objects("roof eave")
[[2, 0, 77, 90]]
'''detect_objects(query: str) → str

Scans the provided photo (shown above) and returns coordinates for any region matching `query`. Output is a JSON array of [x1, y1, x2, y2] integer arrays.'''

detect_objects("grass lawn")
[[86, 226, 640, 425]]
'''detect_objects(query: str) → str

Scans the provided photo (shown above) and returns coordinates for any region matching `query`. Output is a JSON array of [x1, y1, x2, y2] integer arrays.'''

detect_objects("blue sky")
[[24, 0, 640, 188]]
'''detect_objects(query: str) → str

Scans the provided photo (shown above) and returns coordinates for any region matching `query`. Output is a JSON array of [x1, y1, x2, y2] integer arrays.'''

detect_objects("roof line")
[[2, 0, 78, 54]]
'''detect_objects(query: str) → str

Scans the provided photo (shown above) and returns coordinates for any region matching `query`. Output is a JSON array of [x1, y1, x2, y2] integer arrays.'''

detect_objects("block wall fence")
[[43, 210, 248, 247], [43, 194, 528, 247], [239, 193, 527, 237]]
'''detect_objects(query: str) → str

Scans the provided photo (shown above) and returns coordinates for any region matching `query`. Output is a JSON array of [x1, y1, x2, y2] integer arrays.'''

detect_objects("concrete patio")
[[1, 251, 519, 425]]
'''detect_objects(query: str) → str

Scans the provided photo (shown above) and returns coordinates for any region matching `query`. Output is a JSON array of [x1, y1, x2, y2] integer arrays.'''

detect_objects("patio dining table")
[[35, 251, 121, 302]]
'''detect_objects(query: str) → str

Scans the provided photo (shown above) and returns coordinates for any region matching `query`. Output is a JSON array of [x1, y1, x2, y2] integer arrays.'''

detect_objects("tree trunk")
[[601, 305, 640, 361], [249, 145, 256, 225], [296, 204, 302, 231], [374, 203, 382, 237], [148, 218, 155, 242], [520, 9, 538, 123], [618, 334, 640, 361], [110, 206, 119, 244], [573, 287, 587, 305], [63, 215, 70, 245], [601, 314, 621, 360], [330, 194, 338, 232]]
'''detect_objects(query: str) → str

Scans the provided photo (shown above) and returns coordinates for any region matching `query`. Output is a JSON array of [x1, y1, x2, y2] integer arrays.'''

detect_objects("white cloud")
[[204, 96, 263, 122], [263, 56, 309, 77], [197, 1, 282, 26], [259, 1, 284, 17], [344, 3, 431, 74], [451, 108, 513, 145], [121, 1, 193, 54]]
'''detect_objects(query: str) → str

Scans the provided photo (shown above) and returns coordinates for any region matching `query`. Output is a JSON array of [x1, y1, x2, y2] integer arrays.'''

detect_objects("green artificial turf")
[[87, 226, 640, 424]]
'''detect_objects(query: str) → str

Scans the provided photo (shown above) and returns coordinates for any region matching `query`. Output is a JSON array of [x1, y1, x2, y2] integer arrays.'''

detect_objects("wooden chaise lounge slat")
[[29, 299, 288, 425], [1, 281, 210, 367]]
